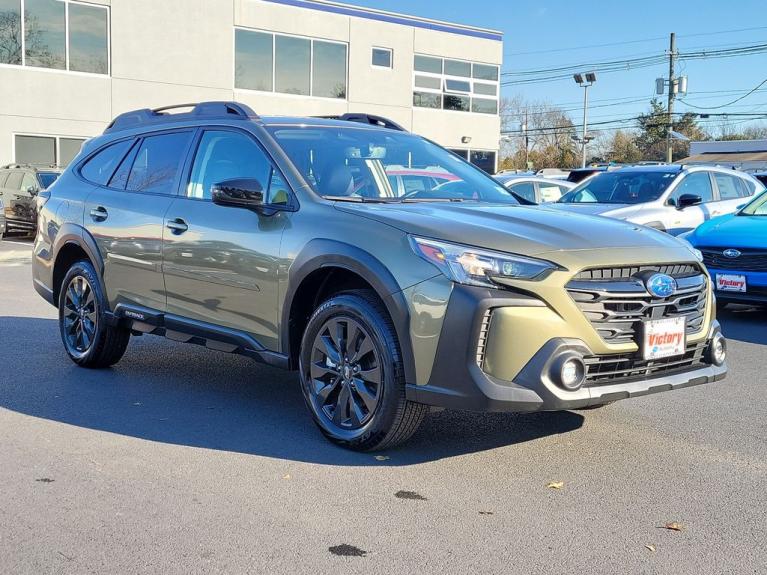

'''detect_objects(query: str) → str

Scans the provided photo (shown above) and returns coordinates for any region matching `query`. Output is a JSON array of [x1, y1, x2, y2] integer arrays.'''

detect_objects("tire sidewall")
[[299, 294, 403, 446], [58, 260, 108, 365]]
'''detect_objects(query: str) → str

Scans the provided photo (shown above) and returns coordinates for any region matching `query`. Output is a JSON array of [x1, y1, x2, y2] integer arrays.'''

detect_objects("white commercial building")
[[0, 0, 503, 172]]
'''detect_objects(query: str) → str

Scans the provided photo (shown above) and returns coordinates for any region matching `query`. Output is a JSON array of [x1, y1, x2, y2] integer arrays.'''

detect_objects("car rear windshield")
[[37, 172, 60, 189], [267, 125, 517, 204], [559, 171, 678, 205]]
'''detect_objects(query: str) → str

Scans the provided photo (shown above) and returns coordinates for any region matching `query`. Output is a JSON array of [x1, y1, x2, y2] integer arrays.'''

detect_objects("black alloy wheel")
[[308, 316, 383, 430], [62, 275, 98, 356]]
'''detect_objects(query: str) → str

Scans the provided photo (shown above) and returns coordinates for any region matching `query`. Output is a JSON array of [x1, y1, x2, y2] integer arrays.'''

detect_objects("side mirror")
[[676, 194, 702, 210], [26, 185, 39, 195], [211, 178, 264, 210]]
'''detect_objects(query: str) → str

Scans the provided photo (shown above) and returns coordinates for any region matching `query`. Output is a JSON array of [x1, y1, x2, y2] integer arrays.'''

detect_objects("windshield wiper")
[[401, 197, 467, 203], [324, 195, 398, 203]]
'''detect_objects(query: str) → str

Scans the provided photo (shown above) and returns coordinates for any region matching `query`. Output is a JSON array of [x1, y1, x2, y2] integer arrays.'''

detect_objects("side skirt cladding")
[[111, 303, 290, 370]]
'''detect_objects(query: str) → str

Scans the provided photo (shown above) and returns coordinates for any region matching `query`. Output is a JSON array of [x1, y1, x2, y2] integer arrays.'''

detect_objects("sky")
[[349, 0, 767, 138]]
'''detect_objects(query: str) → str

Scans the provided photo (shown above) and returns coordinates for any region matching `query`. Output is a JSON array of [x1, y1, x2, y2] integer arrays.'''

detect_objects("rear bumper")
[[406, 285, 727, 412]]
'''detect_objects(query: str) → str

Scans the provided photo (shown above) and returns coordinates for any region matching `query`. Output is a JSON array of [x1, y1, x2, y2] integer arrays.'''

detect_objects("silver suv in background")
[[550, 165, 763, 235], [0, 164, 62, 237], [495, 174, 575, 204]]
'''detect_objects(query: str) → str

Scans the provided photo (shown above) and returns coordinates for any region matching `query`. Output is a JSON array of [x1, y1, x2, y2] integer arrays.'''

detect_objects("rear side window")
[[714, 173, 745, 200], [0, 172, 9, 187], [126, 131, 193, 195], [80, 140, 134, 186]]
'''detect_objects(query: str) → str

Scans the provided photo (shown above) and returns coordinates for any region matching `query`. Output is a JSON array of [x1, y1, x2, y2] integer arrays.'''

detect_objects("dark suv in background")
[[32, 102, 726, 450], [0, 163, 61, 237]]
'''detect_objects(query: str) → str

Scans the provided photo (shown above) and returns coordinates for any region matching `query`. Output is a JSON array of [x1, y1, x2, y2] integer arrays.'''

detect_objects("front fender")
[[281, 238, 419, 385]]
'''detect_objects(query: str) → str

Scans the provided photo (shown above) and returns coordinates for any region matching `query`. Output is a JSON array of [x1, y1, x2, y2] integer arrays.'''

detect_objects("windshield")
[[559, 170, 678, 204], [38, 172, 60, 189], [267, 126, 517, 204], [740, 190, 767, 216]]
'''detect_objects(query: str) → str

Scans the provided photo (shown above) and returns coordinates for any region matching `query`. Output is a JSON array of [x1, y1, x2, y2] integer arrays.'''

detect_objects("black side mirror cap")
[[676, 193, 702, 209], [211, 178, 264, 210]]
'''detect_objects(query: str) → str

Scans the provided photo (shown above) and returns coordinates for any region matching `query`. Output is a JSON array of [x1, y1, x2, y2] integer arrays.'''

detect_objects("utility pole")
[[581, 84, 590, 168], [666, 32, 676, 163], [523, 109, 529, 169]]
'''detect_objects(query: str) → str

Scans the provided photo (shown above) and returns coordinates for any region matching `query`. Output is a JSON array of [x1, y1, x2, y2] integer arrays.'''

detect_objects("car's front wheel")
[[299, 290, 428, 451], [58, 260, 130, 368]]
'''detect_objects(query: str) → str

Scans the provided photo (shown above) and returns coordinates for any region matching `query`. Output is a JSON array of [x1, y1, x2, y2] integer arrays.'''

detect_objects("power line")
[[678, 78, 767, 109]]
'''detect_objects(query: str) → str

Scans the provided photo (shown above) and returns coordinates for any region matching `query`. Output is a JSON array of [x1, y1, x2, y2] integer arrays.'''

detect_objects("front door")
[[84, 130, 194, 311], [666, 171, 715, 235], [162, 128, 291, 351]]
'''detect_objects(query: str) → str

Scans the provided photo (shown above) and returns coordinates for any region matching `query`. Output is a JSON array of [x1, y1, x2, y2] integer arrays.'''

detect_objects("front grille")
[[701, 248, 767, 272], [567, 264, 708, 344], [584, 341, 708, 385]]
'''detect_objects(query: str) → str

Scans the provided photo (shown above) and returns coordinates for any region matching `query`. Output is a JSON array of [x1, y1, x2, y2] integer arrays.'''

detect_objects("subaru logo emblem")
[[646, 273, 677, 298], [723, 249, 741, 259]]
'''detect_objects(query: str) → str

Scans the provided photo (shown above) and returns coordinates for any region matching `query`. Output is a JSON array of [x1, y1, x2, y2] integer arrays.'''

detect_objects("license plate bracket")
[[716, 273, 747, 293], [642, 316, 686, 361]]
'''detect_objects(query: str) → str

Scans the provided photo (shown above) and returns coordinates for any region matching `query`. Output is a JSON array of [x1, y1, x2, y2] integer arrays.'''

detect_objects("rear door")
[[665, 171, 716, 235], [3, 171, 24, 226], [162, 128, 291, 350], [83, 130, 194, 311]]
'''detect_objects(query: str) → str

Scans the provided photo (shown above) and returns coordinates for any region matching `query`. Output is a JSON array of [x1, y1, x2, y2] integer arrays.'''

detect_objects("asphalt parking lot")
[[1, 237, 766, 574]]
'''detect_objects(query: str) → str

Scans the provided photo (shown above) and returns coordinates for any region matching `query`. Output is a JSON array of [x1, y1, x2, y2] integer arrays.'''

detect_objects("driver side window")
[[669, 172, 714, 205], [187, 130, 288, 205]]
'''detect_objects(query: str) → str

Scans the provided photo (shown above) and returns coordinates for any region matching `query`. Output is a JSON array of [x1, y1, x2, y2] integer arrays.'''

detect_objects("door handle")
[[89, 206, 108, 221], [166, 218, 188, 235]]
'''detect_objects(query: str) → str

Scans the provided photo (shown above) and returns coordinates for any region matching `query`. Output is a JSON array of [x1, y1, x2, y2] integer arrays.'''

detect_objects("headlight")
[[409, 236, 558, 288], [676, 235, 703, 262]]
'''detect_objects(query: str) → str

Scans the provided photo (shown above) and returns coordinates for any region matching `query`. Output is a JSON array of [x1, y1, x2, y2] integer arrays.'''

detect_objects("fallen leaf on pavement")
[[479, 511, 494, 515], [283, 474, 291, 480], [546, 481, 564, 490], [645, 544, 656, 552], [660, 522, 684, 532]]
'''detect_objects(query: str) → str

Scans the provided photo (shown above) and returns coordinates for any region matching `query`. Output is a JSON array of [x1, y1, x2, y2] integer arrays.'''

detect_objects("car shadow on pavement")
[[717, 305, 767, 346], [0, 316, 584, 466]]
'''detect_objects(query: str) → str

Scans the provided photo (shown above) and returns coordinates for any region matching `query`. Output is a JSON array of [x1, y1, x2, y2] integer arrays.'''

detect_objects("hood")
[[547, 202, 643, 219], [334, 202, 686, 256], [689, 213, 767, 250]]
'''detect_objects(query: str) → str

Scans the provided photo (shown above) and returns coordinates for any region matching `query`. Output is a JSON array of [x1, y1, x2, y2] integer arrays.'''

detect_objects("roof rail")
[[1, 163, 60, 170], [104, 101, 259, 134], [316, 113, 407, 132]]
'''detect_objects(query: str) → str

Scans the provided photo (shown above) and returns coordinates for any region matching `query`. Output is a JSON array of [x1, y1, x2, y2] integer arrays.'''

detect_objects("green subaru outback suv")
[[32, 102, 727, 450]]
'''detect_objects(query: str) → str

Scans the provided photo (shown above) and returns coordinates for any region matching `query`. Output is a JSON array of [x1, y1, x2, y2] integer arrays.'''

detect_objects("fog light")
[[708, 332, 727, 366], [557, 357, 585, 390]]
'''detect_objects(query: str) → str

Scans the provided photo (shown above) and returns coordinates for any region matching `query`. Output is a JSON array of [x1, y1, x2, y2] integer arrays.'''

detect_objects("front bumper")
[[406, 285, 727, 412], [709, 267, 767, 304]]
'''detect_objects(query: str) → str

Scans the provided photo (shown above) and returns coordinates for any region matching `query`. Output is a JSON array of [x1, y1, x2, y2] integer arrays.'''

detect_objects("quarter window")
[[412, 55, 499, 115], [235, 28, 347, 99], [80, 140, 134, 186], [187, 130, 287, 205], [125, 132, 192, 195]]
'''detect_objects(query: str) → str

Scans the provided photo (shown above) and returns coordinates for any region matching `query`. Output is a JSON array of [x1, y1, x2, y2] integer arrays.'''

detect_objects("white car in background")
[[495, 174, 575, 204], [550, 164, 763, 235]]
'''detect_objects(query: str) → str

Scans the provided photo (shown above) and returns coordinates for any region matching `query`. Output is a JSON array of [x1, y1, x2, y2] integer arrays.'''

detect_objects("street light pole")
[[581, 83, 589, 168], [573, 72, 597, 169]]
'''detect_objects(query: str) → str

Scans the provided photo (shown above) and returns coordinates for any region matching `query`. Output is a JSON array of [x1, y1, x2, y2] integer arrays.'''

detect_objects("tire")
[[58, 260, 130, 368], [299, 290, 428, 451]]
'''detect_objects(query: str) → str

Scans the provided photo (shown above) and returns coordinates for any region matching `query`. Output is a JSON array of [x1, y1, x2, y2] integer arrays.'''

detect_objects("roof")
[[260, 0, 503, 41], [679, 152, 767, 164], [605, 164, 684, 173]]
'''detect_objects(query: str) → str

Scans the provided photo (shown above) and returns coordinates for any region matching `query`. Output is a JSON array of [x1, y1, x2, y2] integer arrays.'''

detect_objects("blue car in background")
[[685, 190, 767, 308]]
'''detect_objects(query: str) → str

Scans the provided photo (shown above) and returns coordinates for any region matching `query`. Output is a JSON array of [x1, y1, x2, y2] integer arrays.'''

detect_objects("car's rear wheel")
[[299, 290, 428, 451], [58, 260, 130, 368]]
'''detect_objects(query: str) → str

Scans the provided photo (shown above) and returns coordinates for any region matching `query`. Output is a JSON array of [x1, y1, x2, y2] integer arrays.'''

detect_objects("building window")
[[448, 148, 497, 174], [413, 55, 499, 115], [14, 134, 87, 166], [0, 0, 109, 73], [235, 28, 347, 100], [371, 47, 392, 68]]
